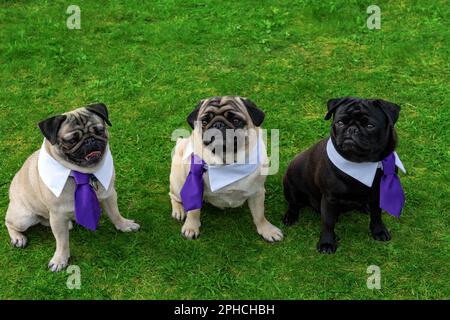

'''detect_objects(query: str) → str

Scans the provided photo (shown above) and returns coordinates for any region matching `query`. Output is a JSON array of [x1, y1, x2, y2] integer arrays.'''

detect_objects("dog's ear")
[[375, 99, 400, 125], [187, 100, 204, 129], [38, 115, 67, 145], [241, 98, 265, 126], [86, 103, 112, 126], [380, 120, 398, 159], [324, 97, 355, 120]]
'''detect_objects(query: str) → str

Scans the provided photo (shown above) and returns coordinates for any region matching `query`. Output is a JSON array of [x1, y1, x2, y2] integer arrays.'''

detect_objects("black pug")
[[283, 97, 404, 253]]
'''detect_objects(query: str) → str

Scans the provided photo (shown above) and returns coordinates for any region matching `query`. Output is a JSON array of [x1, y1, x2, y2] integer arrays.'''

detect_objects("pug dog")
[[169, 96, 283, 242], [5, 103, 140, 271], [283, 97, 404, 253]]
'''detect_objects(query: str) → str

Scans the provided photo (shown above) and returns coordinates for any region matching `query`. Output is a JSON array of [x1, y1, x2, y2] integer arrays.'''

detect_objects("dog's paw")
[[282, 212, 298, 226], [115, 219, 140, 232], [317, 233, 338, 254], [172, 202, 186, 222], [317, 242, 337, 254], [48, 254, 70, 272], [371, 224, 391, 241], [181, 220, 200, 240], [10, 233, 27, 248], [257, 222, 284, 242]]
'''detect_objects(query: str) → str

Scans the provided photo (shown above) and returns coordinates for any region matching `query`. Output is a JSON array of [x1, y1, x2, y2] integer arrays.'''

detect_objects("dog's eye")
[[336, 120, 345, 126], [63, 132, 81, 143], [232, 118, 241, 126], [93, 127, 105, 135], [366, 123, 375, 129], [63, 135, 79, 145]]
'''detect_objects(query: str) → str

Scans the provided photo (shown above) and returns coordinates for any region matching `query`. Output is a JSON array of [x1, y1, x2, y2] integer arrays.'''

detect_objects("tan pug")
[[5, 103, 140, 272], [169, 96, 283, 242]]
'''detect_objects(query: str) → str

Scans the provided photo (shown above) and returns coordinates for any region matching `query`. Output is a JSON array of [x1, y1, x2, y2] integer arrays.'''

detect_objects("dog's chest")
[[47, 177, 110, 213], [202, 169, 265, 209], [335, 170, 383, 209]]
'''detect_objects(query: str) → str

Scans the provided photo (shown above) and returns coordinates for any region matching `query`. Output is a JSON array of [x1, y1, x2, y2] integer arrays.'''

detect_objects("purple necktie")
[[72, 171, 102, 230], [380, 153, 405, 218], [180, 154, 206, 212]]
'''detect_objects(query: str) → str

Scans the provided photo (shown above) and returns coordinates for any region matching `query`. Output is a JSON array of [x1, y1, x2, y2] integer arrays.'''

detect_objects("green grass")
[[0, 0, 449, 299]]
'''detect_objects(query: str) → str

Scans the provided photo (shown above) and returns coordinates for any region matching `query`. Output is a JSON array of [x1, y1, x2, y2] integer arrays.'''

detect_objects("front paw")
[[181, 219, 200, 240], [317, 233, 338, 254], [115, 218, 140, 232], [48, 254, 70, 272], [371, 223, 391, 241], [257, 222, 284, 242]]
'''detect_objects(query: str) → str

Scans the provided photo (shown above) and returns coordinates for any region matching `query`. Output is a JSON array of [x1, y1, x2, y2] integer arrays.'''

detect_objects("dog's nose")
[[346, 126, 359, 135], [212, 121, 226, 130], [84, 137, 96, 146]]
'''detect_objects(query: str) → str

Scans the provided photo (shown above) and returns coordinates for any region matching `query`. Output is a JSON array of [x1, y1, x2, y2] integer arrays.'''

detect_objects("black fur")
[[241, 98, 265, 126], [38, 115, 67, 145], [187, 100, 204, 129], [86, 103, 112, 126], [376, 99, 400, 124], [283, 97, 401, 253]]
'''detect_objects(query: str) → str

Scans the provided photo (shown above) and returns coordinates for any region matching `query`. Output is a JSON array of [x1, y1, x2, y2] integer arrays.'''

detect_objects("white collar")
[[326, 138, 405, 187], [38, 140, 114, 197], [182, 131, 263, 192]]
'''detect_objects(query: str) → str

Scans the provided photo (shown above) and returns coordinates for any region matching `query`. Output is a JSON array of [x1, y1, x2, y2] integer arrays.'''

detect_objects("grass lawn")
[[0, 0, 448, 299]]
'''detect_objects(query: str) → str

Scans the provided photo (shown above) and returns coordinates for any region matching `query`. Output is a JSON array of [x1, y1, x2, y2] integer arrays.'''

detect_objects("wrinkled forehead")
[[334, 102, 386, 122], [200, 96, 246, 115], [60, 108, 104, 134]]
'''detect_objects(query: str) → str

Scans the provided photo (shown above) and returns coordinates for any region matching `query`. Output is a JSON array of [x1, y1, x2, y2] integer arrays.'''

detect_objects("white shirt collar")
[[326, 138, 405, 187], [38, 140, 114, 197], [182, 131, 263, 192]]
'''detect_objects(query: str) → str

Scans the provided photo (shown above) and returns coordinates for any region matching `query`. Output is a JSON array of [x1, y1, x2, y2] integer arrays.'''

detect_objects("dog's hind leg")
[[282, 176, 306, 226], [6, 223, 28, 248], [5, 203, 40, 248], [283, 203, 302, 226]]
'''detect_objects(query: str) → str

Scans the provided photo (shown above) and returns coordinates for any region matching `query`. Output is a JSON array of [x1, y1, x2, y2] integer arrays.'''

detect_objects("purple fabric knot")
[[72, 171, 102, 230], [180, 154, 206, 212], [380, 153, 405, 218]]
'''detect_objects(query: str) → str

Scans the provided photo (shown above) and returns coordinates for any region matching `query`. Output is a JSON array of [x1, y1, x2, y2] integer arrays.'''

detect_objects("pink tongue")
[[86, 151, 101, 160]]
